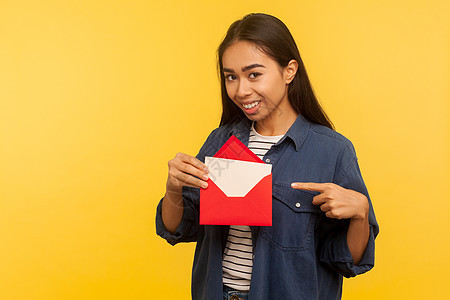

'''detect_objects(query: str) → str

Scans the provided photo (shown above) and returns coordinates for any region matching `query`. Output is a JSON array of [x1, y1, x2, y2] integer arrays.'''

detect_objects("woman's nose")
[[236, 79, 252, 98]]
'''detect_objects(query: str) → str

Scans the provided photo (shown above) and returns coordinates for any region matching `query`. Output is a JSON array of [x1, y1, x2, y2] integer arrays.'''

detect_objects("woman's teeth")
[[243, 101, 260, 109]]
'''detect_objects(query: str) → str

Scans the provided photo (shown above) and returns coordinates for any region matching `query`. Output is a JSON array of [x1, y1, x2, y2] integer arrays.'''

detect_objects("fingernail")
[[291, 183, 296, 187], [204, 167, 209, 174], [203, 174, 209, 180], [202, 182, 208, 189]]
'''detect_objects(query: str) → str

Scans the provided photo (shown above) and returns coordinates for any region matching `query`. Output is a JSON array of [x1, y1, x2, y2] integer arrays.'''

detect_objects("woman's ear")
[[284, 59, 298, 84]]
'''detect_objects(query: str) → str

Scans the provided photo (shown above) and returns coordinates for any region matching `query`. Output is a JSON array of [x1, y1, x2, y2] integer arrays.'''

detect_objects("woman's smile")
[[242, 100, 261, 113]]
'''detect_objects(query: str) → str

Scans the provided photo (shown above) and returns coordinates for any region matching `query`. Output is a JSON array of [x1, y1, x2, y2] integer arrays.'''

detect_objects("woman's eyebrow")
[[242, 64, 265, 72], [223, 64, 266, 73]]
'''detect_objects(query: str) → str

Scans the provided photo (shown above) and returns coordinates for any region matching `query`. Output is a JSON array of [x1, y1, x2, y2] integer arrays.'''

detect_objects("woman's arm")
[[161, 188, 185, 234], [344, 191, 370, 265], [291, 182, 370, 264]]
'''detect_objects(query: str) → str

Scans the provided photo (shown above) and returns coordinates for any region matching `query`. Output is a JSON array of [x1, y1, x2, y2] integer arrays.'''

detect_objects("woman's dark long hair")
[[217, 13, 334, 130]]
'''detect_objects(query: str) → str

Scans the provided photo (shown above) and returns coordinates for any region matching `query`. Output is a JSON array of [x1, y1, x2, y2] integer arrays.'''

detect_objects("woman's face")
[[222, 40, 296, 124]]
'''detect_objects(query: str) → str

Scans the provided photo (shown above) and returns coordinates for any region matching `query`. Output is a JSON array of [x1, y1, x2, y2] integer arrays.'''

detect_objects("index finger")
[[190, 156, 209, 174], [291, 182, 328, 193]]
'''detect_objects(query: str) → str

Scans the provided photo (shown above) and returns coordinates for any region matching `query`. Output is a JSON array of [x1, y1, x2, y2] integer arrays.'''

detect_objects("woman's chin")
[[242, 109, 270, 123], [243, 113, 263, 122]]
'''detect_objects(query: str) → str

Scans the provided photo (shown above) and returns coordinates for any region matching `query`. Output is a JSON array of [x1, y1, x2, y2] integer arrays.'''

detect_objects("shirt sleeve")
[[155, 128, 219, 246], [318, 145, 379, 278]]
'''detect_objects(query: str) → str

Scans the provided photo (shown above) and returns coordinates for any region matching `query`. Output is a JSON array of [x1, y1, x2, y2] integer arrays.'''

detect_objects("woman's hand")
[[291, 182, 370, 264], [162, 153, 209, 233], [290, 182, 369, 220], [166, 152, 209, 194]]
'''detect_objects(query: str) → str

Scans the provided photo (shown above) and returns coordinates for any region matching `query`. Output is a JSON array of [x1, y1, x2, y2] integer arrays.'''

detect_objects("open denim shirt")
[[156, 114, 379, 300]]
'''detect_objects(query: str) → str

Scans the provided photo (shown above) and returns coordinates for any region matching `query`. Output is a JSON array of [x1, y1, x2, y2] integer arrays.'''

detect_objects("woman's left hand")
[[291, 182, 369, 220]]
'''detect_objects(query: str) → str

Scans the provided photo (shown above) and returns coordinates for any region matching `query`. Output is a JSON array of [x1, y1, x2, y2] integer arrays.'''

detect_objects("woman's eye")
[[249, 72, 261, 79], [225, 74, 236, 81]]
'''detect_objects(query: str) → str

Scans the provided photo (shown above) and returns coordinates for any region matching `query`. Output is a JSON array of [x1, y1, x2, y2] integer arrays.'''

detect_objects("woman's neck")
[[254, 110, 298, 136]]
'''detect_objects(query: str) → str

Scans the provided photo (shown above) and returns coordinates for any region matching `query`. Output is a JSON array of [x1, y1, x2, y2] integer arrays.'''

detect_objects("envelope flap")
[[214, 135, 263, 163]]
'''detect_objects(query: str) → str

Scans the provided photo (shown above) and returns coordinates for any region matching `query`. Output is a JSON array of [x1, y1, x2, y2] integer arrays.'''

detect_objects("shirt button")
[[265, 158, 271, 163], [295, 202, 301, 208], [236, 133, 241, 137]]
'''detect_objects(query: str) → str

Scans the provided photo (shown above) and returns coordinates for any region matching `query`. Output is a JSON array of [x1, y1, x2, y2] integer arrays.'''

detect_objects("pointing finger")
[[291, 182, 328, 193]]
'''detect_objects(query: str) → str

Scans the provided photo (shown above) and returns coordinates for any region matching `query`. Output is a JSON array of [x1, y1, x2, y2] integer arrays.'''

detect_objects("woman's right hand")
[[166, 152, 209, 194]]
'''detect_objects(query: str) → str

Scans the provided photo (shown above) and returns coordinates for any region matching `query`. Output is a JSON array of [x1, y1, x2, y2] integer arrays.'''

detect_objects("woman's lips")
[[242, 100, 261, 114]]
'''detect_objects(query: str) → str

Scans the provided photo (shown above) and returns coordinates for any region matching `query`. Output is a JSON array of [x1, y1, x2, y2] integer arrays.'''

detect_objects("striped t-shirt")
[[222, 123, 284, 291]]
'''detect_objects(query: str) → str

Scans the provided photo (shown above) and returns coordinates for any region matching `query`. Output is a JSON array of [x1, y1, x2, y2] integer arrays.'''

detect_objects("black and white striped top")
[[222, 123, 283, 291]]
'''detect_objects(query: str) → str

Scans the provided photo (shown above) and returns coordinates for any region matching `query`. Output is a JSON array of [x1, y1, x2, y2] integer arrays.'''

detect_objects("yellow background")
[[1, 0, 449, 299]]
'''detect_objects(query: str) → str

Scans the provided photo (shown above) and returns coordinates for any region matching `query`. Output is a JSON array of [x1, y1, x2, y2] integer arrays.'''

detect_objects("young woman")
[[156, 13, 378, 300]]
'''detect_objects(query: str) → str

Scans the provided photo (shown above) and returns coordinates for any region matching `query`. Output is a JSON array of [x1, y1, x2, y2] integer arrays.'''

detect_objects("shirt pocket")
[[260, 182, 322, 252]]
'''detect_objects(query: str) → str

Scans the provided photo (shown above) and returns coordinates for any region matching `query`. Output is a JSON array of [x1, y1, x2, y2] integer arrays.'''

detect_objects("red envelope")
[[199, 135, 272, 226]]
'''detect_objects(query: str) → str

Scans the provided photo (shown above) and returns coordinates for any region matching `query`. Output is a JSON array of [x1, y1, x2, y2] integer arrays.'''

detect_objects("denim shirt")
[[156, 114, 379, 300]]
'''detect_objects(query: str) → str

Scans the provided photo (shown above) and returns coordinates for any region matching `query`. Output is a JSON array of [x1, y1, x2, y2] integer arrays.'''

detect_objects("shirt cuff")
[[321, 224, 376, 278], [155, 187, 199, 245]]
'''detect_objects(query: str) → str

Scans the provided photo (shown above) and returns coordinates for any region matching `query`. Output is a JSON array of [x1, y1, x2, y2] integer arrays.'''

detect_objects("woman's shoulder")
[[308, 122, 357, 158], [206, 116, 249, 140], [197, 117, 247, 158], [203, 123, 232, 142]]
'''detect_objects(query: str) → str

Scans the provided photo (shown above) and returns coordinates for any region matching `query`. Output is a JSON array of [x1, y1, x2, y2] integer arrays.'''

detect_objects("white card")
[[205, 156, 272, 197]]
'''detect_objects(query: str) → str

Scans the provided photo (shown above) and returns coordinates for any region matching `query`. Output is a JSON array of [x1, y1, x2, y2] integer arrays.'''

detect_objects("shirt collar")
[[227, 117, 252, 145], [282, 114, 311, 151], [228, 114, 311, 152]]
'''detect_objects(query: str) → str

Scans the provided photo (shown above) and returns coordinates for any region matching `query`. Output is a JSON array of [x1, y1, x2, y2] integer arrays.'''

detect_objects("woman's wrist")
[[352, 194, 369, 220]]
